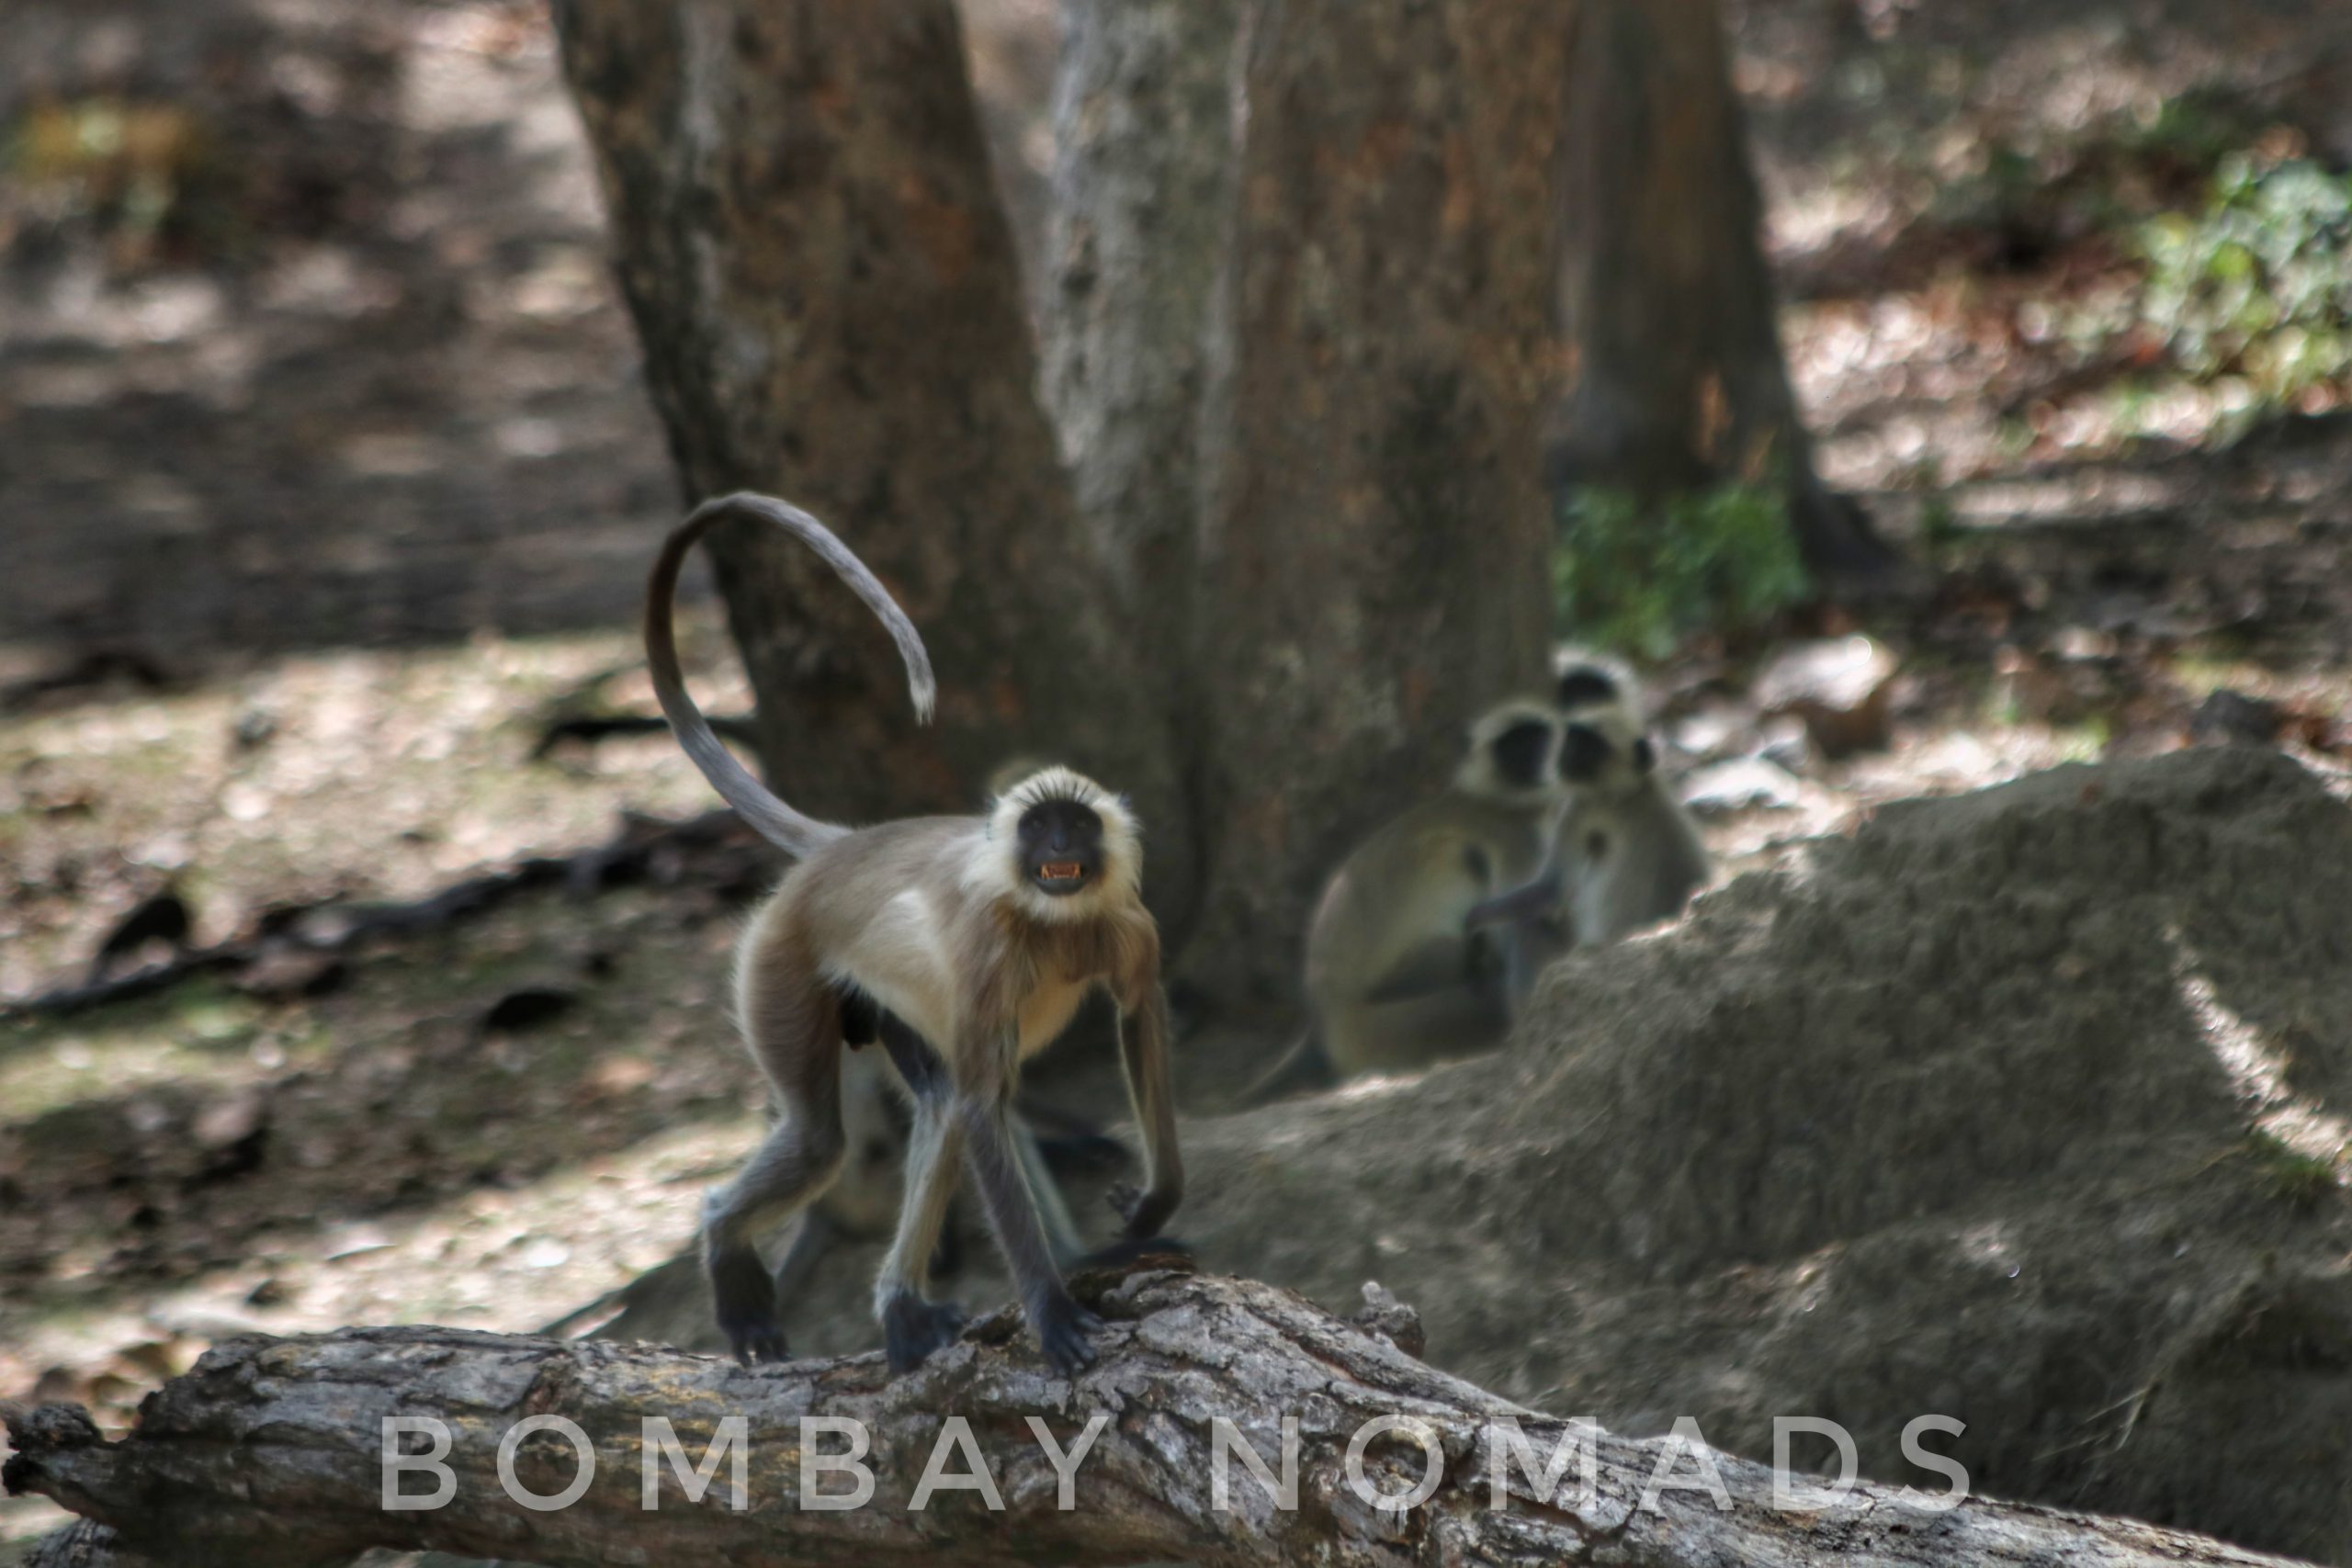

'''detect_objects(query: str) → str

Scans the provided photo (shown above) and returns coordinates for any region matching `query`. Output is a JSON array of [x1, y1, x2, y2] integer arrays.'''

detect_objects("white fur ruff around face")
[[962, 765, 1143, 922]]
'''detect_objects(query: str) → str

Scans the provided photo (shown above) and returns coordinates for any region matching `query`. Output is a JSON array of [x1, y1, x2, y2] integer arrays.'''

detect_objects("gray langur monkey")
[[773, 756, 1108, 1306], [1552, 646, 1643, 727], [647, 492, 1181, 1376], [1242, 698, 1568, 1099], [1468, 695, 1709, 974], [1487, 649, 1649, 1001]]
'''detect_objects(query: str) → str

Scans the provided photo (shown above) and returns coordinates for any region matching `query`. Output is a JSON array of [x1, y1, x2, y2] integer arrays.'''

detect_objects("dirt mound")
[[1188, 745, 2352, 1562]]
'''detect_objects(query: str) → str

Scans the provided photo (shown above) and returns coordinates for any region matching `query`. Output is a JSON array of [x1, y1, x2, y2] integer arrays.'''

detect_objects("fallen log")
[[2, 1272, 2307, 1568]]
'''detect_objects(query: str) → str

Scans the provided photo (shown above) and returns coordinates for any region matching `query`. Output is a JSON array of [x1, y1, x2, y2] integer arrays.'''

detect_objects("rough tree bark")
[[1041, 0, 1239, 946], [3, 1275, 2305, 1568], [1184, 0, 1566, 1000], [550, 0, 1195, 929], [1552, 0, 1888, 573]]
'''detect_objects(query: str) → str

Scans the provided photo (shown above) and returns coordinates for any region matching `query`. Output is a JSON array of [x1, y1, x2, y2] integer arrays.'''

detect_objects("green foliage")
[[2139, 158, 2352, 407], [1554, 481, 1809, 659], [4, 95, 236, 264]]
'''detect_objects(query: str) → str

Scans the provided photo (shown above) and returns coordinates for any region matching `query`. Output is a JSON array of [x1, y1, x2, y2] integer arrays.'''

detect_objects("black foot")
[[1033, 1291, 1104, 1377], [881, 1291, 969, 1374], [710, 1247, 788, 1366]]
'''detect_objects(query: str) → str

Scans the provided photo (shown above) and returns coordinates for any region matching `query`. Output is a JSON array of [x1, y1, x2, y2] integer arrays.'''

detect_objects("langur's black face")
[[1559, 721, 1612, 784], [1487, 718, 1556, 791], [1016, 797, 1105, 897], [1559, 724, 1657, 784], [1555, 664, 1621, 711]]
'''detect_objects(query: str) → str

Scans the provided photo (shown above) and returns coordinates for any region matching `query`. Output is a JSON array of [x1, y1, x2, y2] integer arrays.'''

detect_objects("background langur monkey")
[[1469, 698, 1709, 970], [1552, 647, 1643, 728], [646, 492, 1181, 1376], [1244, 699, 1566, 1096], [1492, 651, 1649, 1001]]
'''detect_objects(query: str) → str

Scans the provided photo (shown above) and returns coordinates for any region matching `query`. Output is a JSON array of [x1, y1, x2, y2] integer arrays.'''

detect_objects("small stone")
[[1669, 701, 1757, 761], [1351, 1280, 1427, 1359], [1682, 757, 1803, 818], [232, 706, 279, 749], [192, 1089, 267, 1151]]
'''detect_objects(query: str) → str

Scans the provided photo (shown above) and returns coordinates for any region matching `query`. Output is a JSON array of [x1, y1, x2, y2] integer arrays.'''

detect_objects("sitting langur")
[[646, 492, 1181, 1375], [1552, 647, 1642, 728], [1468, 698, 1708, 972], [1249, 699, 1566, 1096], [1492, 650, 1648, 1000]]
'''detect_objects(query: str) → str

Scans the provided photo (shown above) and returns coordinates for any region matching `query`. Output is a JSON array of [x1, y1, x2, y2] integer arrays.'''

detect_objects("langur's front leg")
[[958, 1085, 1102, 1375]]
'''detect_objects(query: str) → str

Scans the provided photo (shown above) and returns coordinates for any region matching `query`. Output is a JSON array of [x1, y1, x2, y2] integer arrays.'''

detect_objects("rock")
[[2188, 688, 2281, 747], [1680, 756, 1802, 817], [1349, 1280, 1427, 1358], [231, 705, 279, 749], [1754, 713, 1812, 772], [1668, 701, 1758, 762], [1178, 746, 2352, 1563], [1752, 635, 1898, 758], [190, 1089, 266, 1152]]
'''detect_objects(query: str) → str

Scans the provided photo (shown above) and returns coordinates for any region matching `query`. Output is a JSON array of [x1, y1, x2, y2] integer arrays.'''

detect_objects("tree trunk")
[[1552, 0, 1888, 574], [550, 0, 1195, 931], [2, 1276, 2303, 1568], [1184, 0, 1566, 1001], [1041, 0, 1239, 947]]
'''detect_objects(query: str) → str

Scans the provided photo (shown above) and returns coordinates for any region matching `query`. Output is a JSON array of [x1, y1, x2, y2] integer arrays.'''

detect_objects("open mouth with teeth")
[[1034, 862, 1088, 893]]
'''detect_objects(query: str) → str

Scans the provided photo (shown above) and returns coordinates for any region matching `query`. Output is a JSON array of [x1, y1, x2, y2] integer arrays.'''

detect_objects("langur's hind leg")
[[703, 944, 846, 1366]]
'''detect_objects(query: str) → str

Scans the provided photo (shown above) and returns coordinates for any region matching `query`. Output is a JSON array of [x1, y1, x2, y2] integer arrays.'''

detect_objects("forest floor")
[[4, 0, 2351, 1552]]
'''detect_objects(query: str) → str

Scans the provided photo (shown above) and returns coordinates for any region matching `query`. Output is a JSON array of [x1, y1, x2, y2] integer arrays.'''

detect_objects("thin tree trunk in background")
[[1553, 0, 1888, 574], [1041, 0, 1239, 948], [551, 0, 1195, 930], [1184, 0, 1566, 1001]]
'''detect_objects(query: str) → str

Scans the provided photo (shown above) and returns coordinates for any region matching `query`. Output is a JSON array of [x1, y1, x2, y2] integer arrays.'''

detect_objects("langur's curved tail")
[[1235, 1026, 1337, 1108], [645, 491, 938, 860]]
